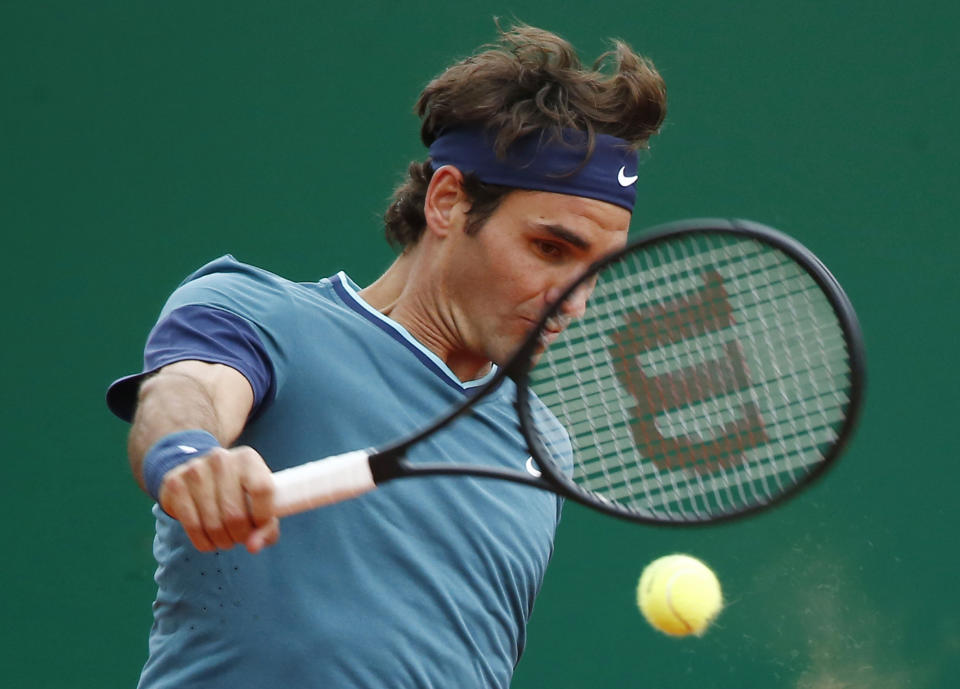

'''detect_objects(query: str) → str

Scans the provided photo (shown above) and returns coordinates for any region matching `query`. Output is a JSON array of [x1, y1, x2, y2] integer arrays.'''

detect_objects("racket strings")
[[528, 233, 854, 520]]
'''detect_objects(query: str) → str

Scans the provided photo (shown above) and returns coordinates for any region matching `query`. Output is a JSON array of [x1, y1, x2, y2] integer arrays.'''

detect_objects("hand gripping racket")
[[272, 219, 866, 524]]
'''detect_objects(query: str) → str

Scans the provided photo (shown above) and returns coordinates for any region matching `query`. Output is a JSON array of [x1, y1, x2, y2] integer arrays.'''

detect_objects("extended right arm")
[[129, 360, 279, 553]]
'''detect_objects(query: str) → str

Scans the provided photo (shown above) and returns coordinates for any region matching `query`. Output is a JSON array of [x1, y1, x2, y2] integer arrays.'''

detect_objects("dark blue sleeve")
[[106, 304, 274, 422]]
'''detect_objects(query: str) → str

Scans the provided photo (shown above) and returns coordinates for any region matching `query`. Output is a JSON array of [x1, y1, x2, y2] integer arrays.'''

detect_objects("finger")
[[208, 449, 256, 546], [160, 470, 215, 552], [238, 450, 275, 528], [245, 518, 280, 554], [181, 454, 234, 551]]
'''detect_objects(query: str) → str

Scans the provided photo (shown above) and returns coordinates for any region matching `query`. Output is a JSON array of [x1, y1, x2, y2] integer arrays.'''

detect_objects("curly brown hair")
[[383, 23, 667, 249]]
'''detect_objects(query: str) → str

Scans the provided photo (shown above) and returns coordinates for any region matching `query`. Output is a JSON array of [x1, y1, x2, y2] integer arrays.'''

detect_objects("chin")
[[486, 340, 522, 369], [484, 325, 538, 369]]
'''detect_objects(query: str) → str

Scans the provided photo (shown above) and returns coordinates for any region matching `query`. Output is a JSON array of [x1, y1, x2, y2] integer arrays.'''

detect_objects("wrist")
[[143, 429, 221, 501]]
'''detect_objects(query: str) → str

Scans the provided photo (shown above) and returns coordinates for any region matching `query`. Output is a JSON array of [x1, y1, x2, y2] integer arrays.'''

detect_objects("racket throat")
[[369, 450, 408, 484]]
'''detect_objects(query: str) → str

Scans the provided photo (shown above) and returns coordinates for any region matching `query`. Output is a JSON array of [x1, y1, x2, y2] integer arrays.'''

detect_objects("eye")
[[533, 239, 564, 260]]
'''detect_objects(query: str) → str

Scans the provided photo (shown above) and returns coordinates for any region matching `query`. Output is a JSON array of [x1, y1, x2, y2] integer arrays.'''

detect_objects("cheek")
[[488, 268, 548, 314], [455, 232, 551, 316], [491, 249, 551, 299]]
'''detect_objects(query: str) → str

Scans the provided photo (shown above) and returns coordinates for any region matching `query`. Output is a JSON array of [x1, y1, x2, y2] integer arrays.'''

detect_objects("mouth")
[[537, 330, 561, 349], [544, 315, 571, 334], [531, 316, 570, 349]]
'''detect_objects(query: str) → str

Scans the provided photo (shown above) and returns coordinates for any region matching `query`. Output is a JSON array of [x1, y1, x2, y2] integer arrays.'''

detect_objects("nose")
[[546, 281, 591, 320]]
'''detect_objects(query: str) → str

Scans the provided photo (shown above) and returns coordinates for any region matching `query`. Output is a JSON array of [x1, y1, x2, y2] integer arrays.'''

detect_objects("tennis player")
[[108, 24, 666, 688]]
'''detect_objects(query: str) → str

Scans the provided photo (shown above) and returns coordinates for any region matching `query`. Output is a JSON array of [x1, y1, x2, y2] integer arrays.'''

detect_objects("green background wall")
[[3, 2, 957, 687]]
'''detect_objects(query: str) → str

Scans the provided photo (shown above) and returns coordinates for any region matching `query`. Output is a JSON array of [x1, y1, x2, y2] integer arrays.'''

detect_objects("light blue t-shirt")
[[125, 257, 561, 689]]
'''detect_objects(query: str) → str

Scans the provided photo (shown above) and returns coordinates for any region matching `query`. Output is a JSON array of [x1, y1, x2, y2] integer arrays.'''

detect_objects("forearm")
[[127, 362, 251, 490], [123, 353, 275, 553]]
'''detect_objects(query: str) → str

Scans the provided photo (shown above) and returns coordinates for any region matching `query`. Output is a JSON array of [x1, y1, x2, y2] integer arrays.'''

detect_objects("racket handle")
[[272, 450, 376, 517]]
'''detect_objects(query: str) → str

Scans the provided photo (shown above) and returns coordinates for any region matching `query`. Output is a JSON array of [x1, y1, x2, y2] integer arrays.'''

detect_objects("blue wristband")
[[143, 429, 221, 502]]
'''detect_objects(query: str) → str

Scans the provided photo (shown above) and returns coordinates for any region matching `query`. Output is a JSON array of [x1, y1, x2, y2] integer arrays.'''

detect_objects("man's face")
[[440, 189, 631, 366]]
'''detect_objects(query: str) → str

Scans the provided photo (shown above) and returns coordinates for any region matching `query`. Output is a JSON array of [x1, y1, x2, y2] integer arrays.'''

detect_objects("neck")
[[359, 246, 492, 382], [358, 252, 412, 318]]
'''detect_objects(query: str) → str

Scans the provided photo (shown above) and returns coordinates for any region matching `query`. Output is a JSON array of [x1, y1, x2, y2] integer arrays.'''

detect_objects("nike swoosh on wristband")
[[617, 166, 639, 187]]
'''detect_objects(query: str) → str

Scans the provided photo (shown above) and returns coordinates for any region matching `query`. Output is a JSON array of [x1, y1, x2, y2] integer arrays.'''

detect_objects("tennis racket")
[[272, 218, 865, 524]]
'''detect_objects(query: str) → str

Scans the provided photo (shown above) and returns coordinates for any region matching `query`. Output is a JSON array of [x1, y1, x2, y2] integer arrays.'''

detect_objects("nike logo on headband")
[[617, 166, 638, 187], [428, 127, 640, 211]]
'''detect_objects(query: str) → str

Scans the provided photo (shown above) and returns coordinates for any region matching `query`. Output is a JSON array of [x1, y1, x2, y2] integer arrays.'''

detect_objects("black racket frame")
[[369, 218, 866, 525]]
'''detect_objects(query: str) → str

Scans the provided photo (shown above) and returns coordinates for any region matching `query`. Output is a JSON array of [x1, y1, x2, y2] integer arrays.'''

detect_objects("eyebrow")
[[534, 223, 591, 250]]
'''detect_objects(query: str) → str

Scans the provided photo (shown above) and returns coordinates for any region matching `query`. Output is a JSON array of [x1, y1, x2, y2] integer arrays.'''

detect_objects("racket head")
[[512, 218, 866, 524]]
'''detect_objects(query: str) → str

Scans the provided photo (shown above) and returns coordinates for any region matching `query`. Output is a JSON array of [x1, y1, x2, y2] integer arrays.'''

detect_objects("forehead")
[[497, 189, 631, 244]]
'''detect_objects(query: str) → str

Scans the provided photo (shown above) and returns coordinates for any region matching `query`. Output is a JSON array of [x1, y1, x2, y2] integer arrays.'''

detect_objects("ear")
[[423, 165, 469, 238]]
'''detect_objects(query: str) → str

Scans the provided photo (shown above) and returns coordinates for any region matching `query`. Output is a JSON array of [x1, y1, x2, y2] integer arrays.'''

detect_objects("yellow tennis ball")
[[637, 554, 723, 637]]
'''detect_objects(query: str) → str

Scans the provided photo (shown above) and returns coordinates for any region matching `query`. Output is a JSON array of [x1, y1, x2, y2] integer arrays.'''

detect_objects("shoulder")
[[164, 256, 290, 308], [159, 256, 341, 323]]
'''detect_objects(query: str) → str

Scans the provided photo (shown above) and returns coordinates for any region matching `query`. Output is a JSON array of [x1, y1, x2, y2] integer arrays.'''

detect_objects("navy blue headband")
[[428, 126, 640, 212]]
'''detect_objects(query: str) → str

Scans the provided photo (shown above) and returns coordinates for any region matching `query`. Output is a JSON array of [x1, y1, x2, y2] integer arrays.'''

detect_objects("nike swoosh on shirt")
[[525, 456, 542, 478], [617, 166, 638, 187]]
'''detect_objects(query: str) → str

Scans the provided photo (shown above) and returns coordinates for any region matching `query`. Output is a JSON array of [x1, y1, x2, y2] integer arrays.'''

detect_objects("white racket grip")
[[272, 450, 376, 517]]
